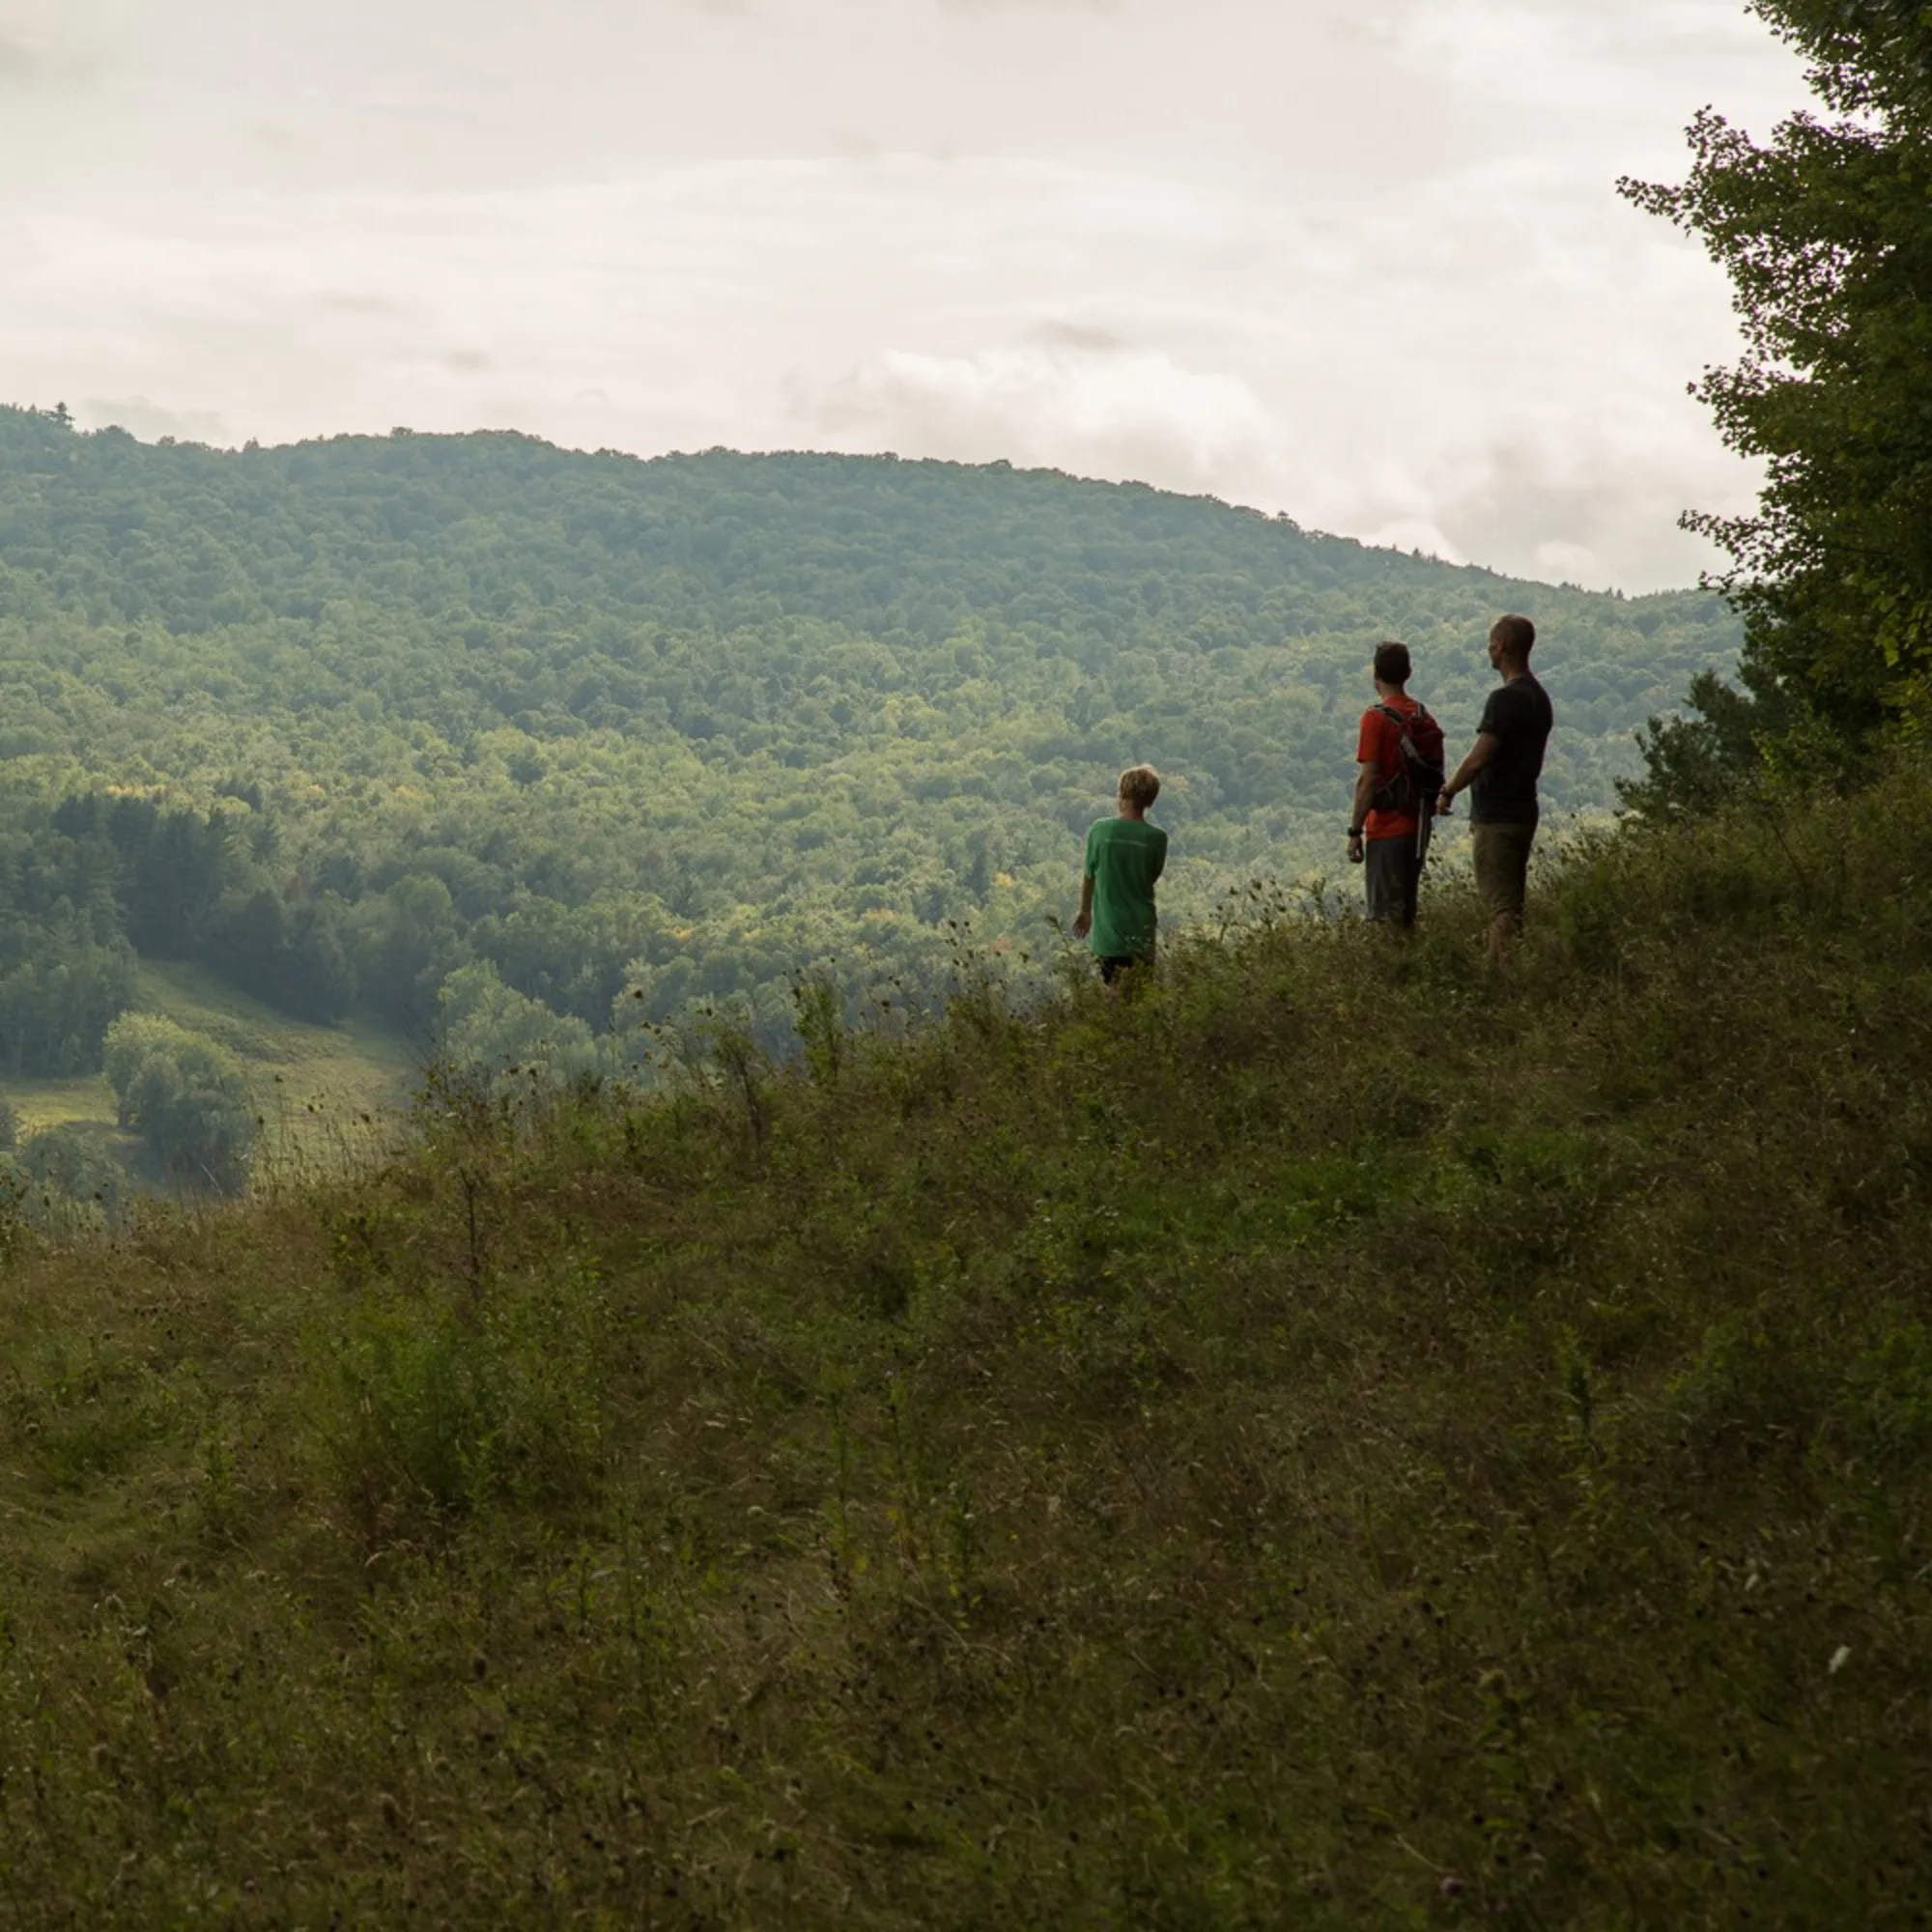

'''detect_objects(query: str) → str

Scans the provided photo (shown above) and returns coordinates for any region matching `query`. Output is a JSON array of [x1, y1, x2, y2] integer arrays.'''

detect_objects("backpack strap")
[[1374, 704, 1418, 763], [1368, 705, 1411, 814]]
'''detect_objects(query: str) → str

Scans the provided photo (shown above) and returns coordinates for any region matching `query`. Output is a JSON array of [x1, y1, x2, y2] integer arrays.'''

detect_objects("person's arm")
[[1073, 870, 1094, 939], [1439, 733, 1498, 812], [1348, 711, 1383, 862], [1347, 761, 1377, 863]]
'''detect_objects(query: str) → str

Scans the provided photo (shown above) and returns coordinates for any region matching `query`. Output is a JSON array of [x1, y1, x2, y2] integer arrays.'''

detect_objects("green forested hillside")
[[0, 403, 1737, 1103]]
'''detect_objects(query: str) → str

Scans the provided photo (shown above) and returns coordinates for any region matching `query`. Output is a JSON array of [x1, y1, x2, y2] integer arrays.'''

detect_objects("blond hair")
[[1118, 764, 1161, 810]]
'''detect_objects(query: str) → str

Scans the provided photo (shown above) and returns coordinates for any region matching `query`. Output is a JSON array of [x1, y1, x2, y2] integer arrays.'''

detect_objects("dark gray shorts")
[[1365, 837, 1421, 926]]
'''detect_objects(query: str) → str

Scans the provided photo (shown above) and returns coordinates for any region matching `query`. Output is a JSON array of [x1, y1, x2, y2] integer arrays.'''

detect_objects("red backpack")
[[1369, 703, 1446, 819]]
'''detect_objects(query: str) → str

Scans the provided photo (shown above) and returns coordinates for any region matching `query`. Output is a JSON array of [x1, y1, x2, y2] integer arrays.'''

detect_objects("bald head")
[[1489, 613, 1535, 671]]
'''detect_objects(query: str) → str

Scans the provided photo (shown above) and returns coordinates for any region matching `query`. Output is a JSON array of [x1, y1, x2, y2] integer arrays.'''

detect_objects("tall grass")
[[0, 759, 1928, 1925]]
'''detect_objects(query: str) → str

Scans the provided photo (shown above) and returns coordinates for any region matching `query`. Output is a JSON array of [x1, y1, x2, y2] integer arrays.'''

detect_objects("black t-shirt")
[[1470, 673, 1554, 825]]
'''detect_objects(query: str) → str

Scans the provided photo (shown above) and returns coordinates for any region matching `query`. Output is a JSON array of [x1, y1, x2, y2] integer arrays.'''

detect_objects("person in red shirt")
[[1346, 640, 1437, 927]]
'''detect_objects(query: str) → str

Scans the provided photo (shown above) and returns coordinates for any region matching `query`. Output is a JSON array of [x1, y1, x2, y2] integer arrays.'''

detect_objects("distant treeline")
[[0, 407, 1741, 1068]]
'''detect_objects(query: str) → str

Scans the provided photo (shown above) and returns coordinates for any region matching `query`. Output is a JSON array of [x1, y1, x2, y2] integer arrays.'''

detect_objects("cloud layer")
[[0, 0, 1811, 588]]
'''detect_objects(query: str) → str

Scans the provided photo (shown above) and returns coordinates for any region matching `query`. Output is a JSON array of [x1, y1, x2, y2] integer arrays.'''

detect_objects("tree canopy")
[[1620, 0, 1932, 803], [102, 1011, 253, 1194]]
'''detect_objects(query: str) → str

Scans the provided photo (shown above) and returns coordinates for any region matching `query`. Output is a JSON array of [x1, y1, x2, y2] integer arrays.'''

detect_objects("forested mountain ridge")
[[0, 403, 1737, 1134]]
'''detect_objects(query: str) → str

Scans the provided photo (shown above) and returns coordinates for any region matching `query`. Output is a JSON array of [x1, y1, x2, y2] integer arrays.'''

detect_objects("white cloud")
[[810, 340, 1279, 492], [1389, 0, 1797, 107], [80, 395, 231, 443], [0, 3, 100, 90], [5, 0, 1817, 589]]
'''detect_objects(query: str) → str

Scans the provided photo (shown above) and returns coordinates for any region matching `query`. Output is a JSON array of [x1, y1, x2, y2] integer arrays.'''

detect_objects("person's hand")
[[1072, 910, 1091, 939], [1347, 832, 1364, 867], [1436, 788, 1455, 816]]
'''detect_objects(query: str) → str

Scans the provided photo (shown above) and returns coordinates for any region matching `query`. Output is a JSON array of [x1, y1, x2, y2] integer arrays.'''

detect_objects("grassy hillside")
[[0, 760, 1925, 1925], [0, 405, 1741, 1054], [4, 961, 411, 1165]]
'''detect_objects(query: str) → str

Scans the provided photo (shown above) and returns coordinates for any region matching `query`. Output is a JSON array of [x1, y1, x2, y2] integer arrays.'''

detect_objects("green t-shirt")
[[1083, 815, 1168, 958]]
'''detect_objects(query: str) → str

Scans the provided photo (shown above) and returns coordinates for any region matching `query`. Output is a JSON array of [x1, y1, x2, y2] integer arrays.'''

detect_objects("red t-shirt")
[[1356, 694, 1422, 841]]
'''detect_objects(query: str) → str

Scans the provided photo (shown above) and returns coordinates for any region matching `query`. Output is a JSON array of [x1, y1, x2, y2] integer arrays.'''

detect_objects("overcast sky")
[[0, 0, 1810, 589]]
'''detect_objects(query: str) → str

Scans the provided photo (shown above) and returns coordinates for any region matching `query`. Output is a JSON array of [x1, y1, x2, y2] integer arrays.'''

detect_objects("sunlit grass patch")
[[1, 964, 413, 1191], [138, 959, 413, 1136]]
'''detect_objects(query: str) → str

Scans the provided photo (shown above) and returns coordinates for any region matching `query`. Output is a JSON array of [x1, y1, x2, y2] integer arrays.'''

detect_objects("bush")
[[102, 1011, 254, 1194], [322, 1259, 607, 1541]]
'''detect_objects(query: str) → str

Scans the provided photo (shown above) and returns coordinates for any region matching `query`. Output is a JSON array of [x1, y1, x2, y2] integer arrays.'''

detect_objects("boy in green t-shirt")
[[1072, 765, 1168, 985]]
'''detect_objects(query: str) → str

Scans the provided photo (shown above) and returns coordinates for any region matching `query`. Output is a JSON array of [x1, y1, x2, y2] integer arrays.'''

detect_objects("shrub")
[[102, 1011, 254, 1194], [321, 1260, 607, 1541]]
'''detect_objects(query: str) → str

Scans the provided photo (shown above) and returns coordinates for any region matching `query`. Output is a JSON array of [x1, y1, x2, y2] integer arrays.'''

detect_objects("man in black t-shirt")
[[1438, 613, 1554, 964]]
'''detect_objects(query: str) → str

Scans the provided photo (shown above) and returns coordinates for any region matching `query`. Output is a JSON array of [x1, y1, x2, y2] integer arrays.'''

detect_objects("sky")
[[0, 0, 1812, 590]]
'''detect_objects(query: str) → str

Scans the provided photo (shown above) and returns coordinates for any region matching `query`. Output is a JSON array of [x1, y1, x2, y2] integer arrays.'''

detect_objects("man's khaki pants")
[[1471, 819, 1537, 962]]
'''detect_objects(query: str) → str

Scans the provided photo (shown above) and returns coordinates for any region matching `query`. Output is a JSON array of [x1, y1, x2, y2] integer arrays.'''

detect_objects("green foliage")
[[1842, 1322, 1932, 1469], [1621, 0, 1932, 805], [7, 1123, 128, 1233], [1615, 666, 1769, 817], [435, 960, 600, 1101], [0, 412, 1737, 1052], [0, 819, 137, 1073], [102, 1010, 253, 1194], [322, 1262, 607, 1541]]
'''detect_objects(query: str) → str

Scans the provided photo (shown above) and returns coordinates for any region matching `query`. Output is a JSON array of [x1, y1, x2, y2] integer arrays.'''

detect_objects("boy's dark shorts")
[[1098, 954, 1148, 985], [1365, 837, 1421, 926]]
